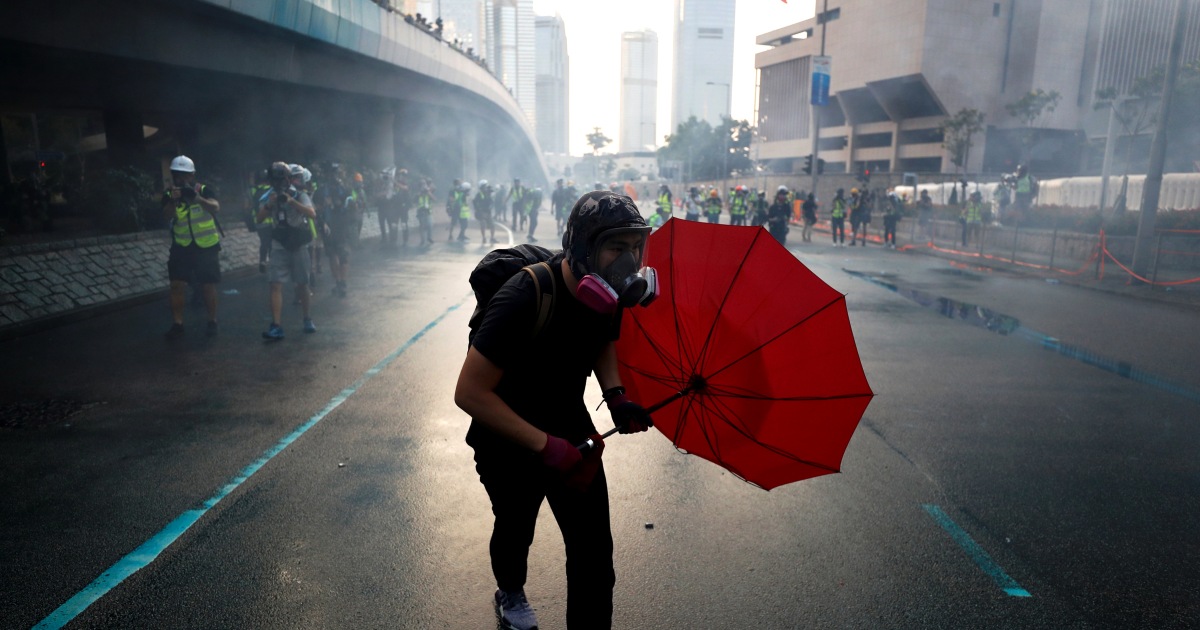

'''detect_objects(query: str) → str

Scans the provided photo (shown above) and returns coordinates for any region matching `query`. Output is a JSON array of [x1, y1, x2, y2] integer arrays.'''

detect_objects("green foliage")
[[586, 127, 611, 155], [657, 115, 753, 181], [84, 165, 157, 233], [940, 108, 986, 172], [1005, 89, 1062, 126]]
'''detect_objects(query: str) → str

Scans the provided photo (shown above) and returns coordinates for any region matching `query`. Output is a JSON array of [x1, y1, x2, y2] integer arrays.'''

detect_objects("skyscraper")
[[484, 0, 536, 127], [671, 0, 735, 132], [620, 30, 658, 153], [536, 14, 569, 154]]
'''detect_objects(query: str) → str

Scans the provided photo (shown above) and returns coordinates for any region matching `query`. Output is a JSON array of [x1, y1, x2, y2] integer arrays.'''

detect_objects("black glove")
[[604, 387, 652, 434]]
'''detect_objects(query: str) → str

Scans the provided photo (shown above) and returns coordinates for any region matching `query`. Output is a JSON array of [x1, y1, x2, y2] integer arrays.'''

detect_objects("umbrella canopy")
[[617, 218, 873, 490]]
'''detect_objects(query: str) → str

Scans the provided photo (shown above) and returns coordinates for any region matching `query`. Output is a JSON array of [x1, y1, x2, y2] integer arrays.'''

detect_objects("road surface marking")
[[34, 296, 469, 630], [922, 504, 1032, 598]]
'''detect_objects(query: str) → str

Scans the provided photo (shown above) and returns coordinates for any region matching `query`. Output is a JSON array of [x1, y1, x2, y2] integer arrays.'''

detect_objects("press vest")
[[706, 197, 721, 214], [964, 201, 983, 224], [250, 184, 272, 225], [832, 198, 847, 219], [730, 194, 747, 216], [457, 191, 471, 219], [172, 185, 219, 248], [1016, 175, 1033, 194], [658, 192, 671, 214]]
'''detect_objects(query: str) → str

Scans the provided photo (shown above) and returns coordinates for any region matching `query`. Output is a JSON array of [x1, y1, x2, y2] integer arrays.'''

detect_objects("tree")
[[940, 108, 986, 177], [586, 127, 611, 156], [656, 115, 753, 182], [1004, 88, 1062, 164]]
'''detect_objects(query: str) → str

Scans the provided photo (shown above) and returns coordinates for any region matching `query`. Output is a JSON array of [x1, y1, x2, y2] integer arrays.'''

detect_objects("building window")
[[993, 3, 1001, 17], [817, 7, 841, 24], [698, 27, 724, 40]]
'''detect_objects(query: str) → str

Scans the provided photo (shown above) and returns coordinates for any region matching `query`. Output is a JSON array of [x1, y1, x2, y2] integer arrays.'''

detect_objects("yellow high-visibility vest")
[[172, 185, 219, 248]]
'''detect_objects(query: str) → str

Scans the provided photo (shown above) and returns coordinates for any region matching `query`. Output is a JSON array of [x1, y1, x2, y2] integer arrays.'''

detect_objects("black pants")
[[474, 448, 615, 629], [831, 216, 845, 242], [883, 216, 898, 244]]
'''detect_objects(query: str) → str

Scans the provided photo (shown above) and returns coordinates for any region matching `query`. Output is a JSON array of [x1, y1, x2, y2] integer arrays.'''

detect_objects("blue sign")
[[811, 55, 831, 107]]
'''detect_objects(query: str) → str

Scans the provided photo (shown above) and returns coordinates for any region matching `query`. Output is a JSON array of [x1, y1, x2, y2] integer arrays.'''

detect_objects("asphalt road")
[[2, 214, 1198, 629]]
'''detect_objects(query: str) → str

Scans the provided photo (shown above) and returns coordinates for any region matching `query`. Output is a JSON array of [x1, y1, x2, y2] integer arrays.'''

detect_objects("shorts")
[[324, 226, 352, 260], [167, 244, 221, 284], [269, 244, 311, 285]]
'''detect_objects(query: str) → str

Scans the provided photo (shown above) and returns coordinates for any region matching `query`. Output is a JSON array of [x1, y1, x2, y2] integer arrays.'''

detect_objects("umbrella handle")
[[575, 389, 688, 453], [577, 427, 619, 454]]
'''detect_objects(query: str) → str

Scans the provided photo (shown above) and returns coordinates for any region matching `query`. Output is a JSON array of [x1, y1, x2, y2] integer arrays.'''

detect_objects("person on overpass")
[[456, 191, 655, 630], [163, 155, 222, 339]]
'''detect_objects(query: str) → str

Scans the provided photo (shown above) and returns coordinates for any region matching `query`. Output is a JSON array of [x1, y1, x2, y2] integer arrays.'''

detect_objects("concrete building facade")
[[754, 0, 1199, 177], [620, 30, 659, 153], [672, 0, 736, 132], [536, 14, 569, 154]]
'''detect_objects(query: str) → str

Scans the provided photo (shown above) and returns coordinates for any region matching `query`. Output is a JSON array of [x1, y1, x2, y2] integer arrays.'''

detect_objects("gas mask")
[[575, 228, 659, 315]]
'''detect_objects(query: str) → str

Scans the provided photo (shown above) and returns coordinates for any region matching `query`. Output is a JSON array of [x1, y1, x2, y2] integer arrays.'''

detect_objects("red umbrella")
[[616, 218, 873, 490]]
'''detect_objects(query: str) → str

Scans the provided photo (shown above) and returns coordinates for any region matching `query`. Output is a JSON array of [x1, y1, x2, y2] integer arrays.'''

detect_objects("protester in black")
[[455, 192, 655, 630]]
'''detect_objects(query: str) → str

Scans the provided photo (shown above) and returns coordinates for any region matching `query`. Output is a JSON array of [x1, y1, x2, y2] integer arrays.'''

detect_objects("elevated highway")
[[0, 0, 547, 186]]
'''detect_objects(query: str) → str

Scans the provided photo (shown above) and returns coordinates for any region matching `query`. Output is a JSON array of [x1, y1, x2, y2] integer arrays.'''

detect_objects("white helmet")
[[777, 185, 789, 194], [169, 155, 195, 173], [301, 168, 312, 184], [478, 179, 488, 188], [288, 163, 304, 177], [461, 181, 471, 191]]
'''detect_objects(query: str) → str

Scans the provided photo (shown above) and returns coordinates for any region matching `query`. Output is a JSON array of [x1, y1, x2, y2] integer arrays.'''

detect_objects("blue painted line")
[[845, 269, 1200, 405], [34, 297, 468, 630], [922, 504, 1032, 598]]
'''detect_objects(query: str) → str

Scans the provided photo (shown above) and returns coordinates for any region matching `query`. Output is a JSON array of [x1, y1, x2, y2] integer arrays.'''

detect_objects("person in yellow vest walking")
[[656, 183, 673, 220], [961, 190, 984, 248], [829, 188, 848, 247], [729, 185, 749, 226], [163, 155, 222, 339]]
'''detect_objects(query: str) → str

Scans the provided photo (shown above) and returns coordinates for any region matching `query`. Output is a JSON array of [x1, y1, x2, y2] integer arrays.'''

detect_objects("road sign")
[[811, 55, 831, 107]]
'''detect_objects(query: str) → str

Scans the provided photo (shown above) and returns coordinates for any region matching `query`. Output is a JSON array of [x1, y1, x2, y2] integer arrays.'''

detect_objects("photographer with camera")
[[257, 161, 318, 340], [163, 155, 222, 339]]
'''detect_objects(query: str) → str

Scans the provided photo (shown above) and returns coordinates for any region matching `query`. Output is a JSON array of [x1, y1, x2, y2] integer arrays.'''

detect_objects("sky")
[[532, 0, 816, 156]]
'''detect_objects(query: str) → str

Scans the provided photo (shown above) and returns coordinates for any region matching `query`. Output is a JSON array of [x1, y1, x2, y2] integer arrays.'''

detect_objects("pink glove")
[[565, 433, 605, 492], [540, 434, 582, 473]]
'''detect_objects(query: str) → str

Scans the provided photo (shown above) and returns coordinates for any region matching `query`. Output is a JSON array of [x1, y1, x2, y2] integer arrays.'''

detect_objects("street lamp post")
[[707, 81, 732, 197]]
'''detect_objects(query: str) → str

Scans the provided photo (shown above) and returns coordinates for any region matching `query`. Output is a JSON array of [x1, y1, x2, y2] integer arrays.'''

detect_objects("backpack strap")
[[522, 262, 557, 338]]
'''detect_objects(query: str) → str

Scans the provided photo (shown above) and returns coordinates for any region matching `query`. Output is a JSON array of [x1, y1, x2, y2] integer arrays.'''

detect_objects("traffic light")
[[802, 154, 813, 175], [855, 163, 871, 184]]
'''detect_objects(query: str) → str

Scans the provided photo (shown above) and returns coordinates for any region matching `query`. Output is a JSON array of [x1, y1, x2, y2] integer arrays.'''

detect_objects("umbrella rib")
[[627, 313, 689, 387], [704, 294, 848, 384], [691, 391, 842, 474], [694, 229, 765, 377], [703, 387, 876, 403], [619, 361, 687, 391], [667, 224, 702, 378]]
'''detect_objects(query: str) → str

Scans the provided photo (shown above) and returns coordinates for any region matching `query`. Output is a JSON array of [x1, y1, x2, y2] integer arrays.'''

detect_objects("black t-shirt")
[[467, 253, 621, 453]]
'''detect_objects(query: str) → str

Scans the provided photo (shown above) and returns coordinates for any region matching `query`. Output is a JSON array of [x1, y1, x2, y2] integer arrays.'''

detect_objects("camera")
[[179, 185, 197, 200]]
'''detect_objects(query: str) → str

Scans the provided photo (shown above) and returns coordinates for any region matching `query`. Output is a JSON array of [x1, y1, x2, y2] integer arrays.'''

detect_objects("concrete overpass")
[[0, 0, 548, 189]]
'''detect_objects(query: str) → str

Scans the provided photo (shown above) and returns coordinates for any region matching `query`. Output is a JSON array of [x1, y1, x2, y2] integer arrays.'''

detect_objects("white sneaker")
[[495, 589, 539, 630]]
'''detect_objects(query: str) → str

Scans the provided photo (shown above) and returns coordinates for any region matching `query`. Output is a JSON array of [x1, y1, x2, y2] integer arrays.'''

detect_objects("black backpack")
[[468, 245, 557, 344]]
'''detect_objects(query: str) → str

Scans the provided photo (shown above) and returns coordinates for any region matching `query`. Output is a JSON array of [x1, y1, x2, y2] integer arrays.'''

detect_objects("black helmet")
[[269, 161, 290, 181], [562, 191, 649, 279]]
